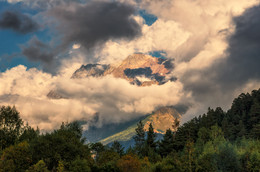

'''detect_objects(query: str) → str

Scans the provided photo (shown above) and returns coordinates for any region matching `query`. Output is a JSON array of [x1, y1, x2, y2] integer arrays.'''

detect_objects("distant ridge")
[[100, 106, 181, 146]]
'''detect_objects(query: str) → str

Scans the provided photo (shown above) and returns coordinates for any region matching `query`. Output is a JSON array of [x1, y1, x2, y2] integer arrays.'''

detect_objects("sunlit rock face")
[[71, 53, 175, 86], [71, 64, 110, 78], [143, 106, 181, 134], [47, 90, 65, 99]]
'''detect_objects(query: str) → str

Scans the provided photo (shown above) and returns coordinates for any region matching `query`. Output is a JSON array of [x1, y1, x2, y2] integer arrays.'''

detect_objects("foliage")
[[0, 106, 23, 150], [116, 154, 141, 172], [216, 142, 240, 171], [110, 141, 124, 157], [29, 122, 92, 170], [133, 120, 145, 156], [0, 141, 32, 172], [140, 157, 151, 172], [26, 160, 49, 172], [96, 150, 120, 171], [159, 129, 174, 157], [146, 123, 156, 150], [69, 158, 91, 172], [19, 123, 40, 143]]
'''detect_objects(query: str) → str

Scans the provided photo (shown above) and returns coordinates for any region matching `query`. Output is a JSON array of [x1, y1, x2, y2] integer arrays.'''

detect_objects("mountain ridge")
[[99, 106, 181, 146]]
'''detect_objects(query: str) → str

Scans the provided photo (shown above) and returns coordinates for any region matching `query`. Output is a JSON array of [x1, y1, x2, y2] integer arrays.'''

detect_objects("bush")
[[117, 154, 141, 172]]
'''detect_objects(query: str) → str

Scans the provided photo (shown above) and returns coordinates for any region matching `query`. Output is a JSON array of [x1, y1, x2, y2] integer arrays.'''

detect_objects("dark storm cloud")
[[0, 10, 39, 34], [21, 37, 56, 64], [50, 1, 141, 49], [179, 4, 260, 110], [217, 5, 260, 84], [20, 1, 141, 73], [20, 0, 86, 10]]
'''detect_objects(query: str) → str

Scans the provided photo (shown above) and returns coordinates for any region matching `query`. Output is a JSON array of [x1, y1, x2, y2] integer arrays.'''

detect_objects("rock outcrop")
[[71, 53, 175, 86]]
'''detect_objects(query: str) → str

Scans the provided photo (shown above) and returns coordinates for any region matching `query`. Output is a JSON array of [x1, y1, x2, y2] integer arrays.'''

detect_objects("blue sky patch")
[[139, 10, 157, 26], [149, 51, 167, 59], [0, 2, 52, 71]]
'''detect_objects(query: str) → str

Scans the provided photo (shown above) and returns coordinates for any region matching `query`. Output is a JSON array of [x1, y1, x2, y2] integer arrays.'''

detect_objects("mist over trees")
[[0, 89, 260, 171]]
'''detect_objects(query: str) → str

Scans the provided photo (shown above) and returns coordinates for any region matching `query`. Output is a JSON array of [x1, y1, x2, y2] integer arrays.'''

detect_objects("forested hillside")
[[0, 89, 260, 171]]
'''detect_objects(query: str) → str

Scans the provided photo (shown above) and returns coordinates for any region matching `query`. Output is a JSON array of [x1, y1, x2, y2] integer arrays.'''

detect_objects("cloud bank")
[[0, 63, 186, 130], [1, 0, 260, 130], [112, 0, 260, 120]]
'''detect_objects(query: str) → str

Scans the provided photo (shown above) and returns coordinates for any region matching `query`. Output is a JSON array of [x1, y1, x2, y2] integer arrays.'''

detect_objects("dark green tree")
[[111, 141, 124, 157], [197, 127, 210, 144], [237, 120, 246, 138], [0, 106, 23, 150], [216, 143, 240, 171], [19, 123, 40, 143], [69, 158, 91, 172], [221, 116, 229, 138], [182, 139, 196, 172], [159, 129, 174, 157], [96, 150, 120, 171], [196, 127, 210, 153], [173, 119, 198, 151], [26, 160, 50, 172], [249, 101, 260, 138], [134, 120, 145, 155], [89, 142, 105, 160], [146, 123, 156, 150], [30, 122, 92, 170], [197, 153, 217, 172], [0, 141, 32, 172]]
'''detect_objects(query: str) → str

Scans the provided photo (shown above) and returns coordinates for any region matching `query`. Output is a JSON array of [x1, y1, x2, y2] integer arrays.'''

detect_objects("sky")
[[0, 0, 260, 131]]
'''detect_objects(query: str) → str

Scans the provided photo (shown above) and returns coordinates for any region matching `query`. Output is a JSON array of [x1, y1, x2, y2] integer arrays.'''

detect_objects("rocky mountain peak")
[[48, 54, 176, 99], [71, 64, 110, 79], [71, 53, 175, 86], [143, 106, 181, 134], [120, 54, 157, 68]]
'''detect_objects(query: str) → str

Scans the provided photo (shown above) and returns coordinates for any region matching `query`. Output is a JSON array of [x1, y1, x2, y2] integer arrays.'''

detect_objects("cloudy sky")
[[0, 0, 260, 131]]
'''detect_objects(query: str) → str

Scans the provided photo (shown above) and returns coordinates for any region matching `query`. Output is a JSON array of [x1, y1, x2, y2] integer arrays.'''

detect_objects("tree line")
[[0, 89, 260, 171]]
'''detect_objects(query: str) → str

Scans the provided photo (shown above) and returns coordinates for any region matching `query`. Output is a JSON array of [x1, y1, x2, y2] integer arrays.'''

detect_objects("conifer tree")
[[249, 101, 260, 131], [221, 116, 229, 138], [159, 129, 174, 157], [134, 120, 145, 155], [134, 121, 145, 144], [146, 123, 156, 150], [111, 141, 124, 157], [237, 120, 246, 138], [182, 139, 195, 172]]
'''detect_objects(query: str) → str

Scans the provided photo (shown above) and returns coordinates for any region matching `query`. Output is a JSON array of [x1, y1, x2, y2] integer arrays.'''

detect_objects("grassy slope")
[[100, 112, 170, 145]]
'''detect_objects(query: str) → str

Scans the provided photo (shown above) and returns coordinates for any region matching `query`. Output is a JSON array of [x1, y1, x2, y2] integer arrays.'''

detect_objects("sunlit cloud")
[[1, 0, 260, 131]]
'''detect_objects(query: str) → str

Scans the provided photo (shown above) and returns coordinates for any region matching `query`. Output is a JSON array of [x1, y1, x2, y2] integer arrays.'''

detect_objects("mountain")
[[83, 114, 145, 143], [99, 106, 181, 147], [72, 53, 175, 86], [71, 64, 110, 78], [47, 54, 175, 99], [47, 90, 66, 99], [46, 54, 181, 148]]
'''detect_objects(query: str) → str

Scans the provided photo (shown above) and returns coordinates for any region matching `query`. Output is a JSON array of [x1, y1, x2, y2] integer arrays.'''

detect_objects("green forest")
[[0, 89, 260, 172]]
